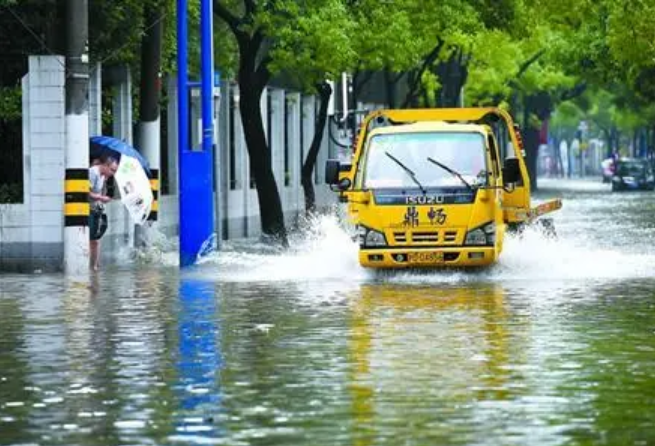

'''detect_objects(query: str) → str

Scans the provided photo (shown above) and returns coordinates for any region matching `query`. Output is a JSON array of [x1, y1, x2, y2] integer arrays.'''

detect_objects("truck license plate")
[[408, 252, 444, 264]]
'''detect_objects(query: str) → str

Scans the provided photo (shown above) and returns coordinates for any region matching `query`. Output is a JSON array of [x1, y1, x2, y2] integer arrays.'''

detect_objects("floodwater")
[[2, 178, 655, 445]]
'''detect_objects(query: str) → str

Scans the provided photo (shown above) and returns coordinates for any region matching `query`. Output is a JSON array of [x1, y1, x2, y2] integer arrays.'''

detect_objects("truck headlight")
[[358, 226, 387, 247], [465, 222, 495, 246]]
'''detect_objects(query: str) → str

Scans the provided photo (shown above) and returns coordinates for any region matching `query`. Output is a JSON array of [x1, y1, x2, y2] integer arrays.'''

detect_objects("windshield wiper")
[[385, 151, 426, 193], [426, 157, 473, 190]]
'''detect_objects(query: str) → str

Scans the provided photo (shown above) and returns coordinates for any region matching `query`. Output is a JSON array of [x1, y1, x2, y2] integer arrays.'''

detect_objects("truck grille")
[[393, 232, 407, 243], [391, 230, 460, 245], [443, 231, 458, 243], [412, 232, 439, 243]]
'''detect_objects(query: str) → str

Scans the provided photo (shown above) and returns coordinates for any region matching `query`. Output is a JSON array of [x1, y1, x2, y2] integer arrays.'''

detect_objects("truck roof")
[[369, 121, 488, 136]]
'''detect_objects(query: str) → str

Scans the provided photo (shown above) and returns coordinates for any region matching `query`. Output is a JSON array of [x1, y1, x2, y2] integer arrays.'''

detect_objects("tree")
[[264, 0, 355, 215], [213, 0, 356, 236], [300, 81, 332, 215]]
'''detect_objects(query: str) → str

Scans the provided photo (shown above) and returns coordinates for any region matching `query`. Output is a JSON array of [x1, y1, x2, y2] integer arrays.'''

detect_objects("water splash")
[[129, 223, 179, 266], [194, 210, 655, 285], [196, 214, 368, 283], [493, 224, 655, 281]]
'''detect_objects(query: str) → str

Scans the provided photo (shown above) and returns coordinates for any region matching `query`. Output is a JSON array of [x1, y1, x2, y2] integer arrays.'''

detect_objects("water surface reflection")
[[2, 180, 655, 444]]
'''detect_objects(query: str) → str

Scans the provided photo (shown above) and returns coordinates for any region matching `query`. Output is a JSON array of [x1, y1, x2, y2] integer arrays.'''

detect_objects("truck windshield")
[[362, 132, 486, 189]]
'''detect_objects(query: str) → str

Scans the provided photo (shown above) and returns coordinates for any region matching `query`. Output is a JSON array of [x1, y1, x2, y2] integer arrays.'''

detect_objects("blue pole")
[[177, 0, 216, 267], [201, 0, 214, 153]]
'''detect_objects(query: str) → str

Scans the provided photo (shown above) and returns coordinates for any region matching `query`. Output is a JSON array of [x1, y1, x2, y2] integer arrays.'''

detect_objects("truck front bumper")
[[359, 247, 498, 269]]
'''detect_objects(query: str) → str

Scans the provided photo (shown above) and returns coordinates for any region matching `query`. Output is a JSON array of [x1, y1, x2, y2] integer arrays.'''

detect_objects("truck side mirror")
[[325, 159, 352, 186], [325, 159, 341, 185], [502, 157, 521, 184]]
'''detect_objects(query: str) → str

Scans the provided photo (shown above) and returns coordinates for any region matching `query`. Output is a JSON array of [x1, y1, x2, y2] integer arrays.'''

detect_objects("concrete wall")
[[0, 56, 66, 272], [0, 56, 345, 272]]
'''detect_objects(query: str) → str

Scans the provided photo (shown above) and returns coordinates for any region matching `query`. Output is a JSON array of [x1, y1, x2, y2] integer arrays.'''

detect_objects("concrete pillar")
[[63, 0, 91, 275], [111, 66, 134, 248], [286, 92, 301, 213], [88, 63, 102, 137], [269, 89, 285, 206], [112, 66, 133, 144], [25, 56, 66, 270], [167, 76, 179, 195], [217, 80, 230, 240]]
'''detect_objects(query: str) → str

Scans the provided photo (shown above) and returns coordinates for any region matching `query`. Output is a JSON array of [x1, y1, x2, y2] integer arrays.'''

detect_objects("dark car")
[[611, 158, 655, 191]]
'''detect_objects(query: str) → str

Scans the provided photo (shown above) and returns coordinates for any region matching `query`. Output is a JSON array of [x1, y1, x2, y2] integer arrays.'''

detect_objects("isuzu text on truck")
[[325, 107, 561, 269]]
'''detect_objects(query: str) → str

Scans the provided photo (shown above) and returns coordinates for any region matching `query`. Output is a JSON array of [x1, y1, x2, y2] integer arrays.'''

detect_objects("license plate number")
[[408, 252, 443, 264]]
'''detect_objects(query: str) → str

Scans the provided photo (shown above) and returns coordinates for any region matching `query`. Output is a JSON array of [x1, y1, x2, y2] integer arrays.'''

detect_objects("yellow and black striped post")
[[65, 168, 90, 227], [148, 168, 159, 221]]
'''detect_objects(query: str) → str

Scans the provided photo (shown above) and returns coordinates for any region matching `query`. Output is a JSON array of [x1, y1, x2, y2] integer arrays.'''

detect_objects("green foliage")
[[465, 30, 521, 105], [3, 0, 655, 159], [0, 87, 21, 120], [267, 0, 357, 89], [89, 0, 146, 65], [0, 183, 22, 203], [350, 0, 434, 73]]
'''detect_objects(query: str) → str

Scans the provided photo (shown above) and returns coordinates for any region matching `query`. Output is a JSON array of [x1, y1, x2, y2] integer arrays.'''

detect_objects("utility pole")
[[63, 0, 90, 274], [137, 6, 164, 245]]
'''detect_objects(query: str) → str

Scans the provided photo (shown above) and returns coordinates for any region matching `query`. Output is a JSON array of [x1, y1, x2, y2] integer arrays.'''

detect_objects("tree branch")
[[244, 0, 256, 17], [517, 49, 546, 79], [404, 38, 444, 107], [560, 82, 587, 101], [213, 1, 240, 33], [252, 28, 265, 51]]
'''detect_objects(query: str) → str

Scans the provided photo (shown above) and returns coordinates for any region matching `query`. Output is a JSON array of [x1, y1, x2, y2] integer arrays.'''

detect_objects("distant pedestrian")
[[89, 155, 118, 271]]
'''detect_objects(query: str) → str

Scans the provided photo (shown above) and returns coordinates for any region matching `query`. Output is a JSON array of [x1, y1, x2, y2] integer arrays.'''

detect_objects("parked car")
[[611, 158, 655, 191]]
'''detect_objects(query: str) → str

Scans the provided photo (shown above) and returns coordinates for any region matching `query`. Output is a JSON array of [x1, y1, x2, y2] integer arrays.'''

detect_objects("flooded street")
[[3, 179, 655, 445]]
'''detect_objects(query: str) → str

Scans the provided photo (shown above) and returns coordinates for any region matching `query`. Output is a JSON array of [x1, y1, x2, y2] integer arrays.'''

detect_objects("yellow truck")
[[325, 107, 562, 269]]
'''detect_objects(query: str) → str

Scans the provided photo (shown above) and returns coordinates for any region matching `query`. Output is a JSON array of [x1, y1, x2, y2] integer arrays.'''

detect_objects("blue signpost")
[[177, 0, 216, 267]]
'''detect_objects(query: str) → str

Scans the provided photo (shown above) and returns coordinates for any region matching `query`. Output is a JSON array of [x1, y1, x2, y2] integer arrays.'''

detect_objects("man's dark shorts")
[[89, 210, 108, 241]]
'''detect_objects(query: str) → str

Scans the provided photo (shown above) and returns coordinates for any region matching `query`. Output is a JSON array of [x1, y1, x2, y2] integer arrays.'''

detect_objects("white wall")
[[1, 63, 347, 271], [0, 56, 66, 272]]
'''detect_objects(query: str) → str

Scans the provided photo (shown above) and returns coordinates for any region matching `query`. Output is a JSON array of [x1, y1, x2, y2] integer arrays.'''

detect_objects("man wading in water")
[[89, 155, 118, 271]]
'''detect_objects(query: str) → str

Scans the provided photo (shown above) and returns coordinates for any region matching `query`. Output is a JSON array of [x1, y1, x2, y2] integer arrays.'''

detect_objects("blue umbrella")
[[90, 136, 152, 176]]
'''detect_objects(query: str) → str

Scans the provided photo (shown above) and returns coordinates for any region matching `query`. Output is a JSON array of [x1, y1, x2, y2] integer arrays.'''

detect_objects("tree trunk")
[[301, 81, 332, 215], [238, 48, 288, 246], [403, 39, 443, 108], [603, 129, 613, 157], [214, 3, 288, 246], [552, 135, 563, 177], [384, 69, 396, 108], [435, 48, 468, 107], [523, 126, 540, 190]]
